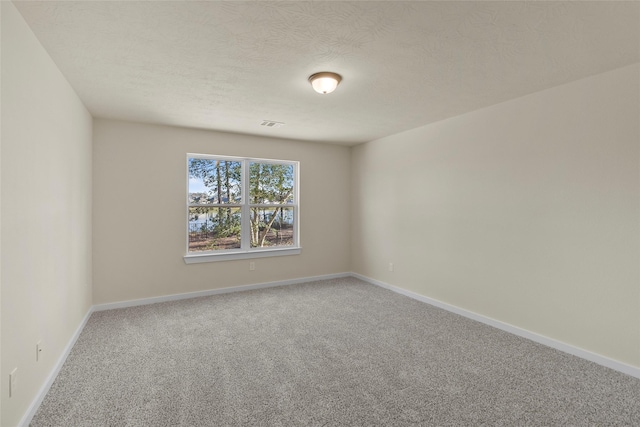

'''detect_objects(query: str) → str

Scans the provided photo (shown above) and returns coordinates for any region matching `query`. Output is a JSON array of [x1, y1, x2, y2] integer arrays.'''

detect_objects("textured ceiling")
[[13, 1, 640, 145]]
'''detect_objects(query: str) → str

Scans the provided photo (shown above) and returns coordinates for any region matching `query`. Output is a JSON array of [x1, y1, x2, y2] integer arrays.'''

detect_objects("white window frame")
[[184, 153, 300, 264]]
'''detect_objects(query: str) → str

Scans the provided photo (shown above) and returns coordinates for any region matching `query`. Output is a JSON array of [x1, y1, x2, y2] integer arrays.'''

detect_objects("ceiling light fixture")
[[308, 72, 342, 94]]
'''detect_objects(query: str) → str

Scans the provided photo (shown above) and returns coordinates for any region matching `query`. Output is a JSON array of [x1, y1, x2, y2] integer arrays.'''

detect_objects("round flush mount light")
[[308, 72, 342, 94]]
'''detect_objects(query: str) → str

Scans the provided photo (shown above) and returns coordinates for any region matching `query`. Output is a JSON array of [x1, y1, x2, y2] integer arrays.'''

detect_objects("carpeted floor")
[[31, 277, 640, 426]]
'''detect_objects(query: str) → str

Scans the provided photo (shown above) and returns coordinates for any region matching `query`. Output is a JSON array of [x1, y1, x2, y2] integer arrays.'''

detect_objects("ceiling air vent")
[[260, 120, 285, 129]]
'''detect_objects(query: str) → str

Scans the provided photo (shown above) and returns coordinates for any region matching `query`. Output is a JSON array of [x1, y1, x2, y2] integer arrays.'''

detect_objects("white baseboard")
[[19, 306, 95, 427], [351, 272, 640, 380], [93, 272, 351, 311]]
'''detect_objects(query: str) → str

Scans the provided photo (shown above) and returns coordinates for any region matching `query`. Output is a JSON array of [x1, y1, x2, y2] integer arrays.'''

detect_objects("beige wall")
[[92, 119, 351, 304], [1, 2, 93, 426], [351, 63, 640, 368], [0, 1, 3, 423]]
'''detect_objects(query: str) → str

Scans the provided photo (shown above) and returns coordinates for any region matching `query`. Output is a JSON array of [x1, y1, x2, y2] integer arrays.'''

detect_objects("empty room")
[[1, 1, 639, 426]]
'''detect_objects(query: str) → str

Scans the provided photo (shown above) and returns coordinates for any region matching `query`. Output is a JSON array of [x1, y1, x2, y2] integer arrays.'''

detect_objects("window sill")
[[183, 247, 301, 264]]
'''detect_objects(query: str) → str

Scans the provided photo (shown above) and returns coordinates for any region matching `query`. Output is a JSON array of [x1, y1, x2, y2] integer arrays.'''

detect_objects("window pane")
[[188, 158, 241, 204], [250, 207, 294, 248], [188, 207, 241, 251], [249, 162, 294, 204]]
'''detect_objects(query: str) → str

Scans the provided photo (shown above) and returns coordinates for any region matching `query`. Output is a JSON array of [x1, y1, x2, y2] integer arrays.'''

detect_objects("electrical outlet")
[[389, 262, 394, 272], [249, 262, 255, 271], [10, 368, 17, 397], [36, 341, 43, 362]]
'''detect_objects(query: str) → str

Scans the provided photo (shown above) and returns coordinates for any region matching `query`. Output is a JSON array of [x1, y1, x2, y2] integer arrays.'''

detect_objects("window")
[[185, 154, 300, 263]]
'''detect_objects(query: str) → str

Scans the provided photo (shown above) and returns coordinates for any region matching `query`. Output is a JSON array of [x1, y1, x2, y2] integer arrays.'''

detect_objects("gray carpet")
[[31, 277, 640, 426]]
